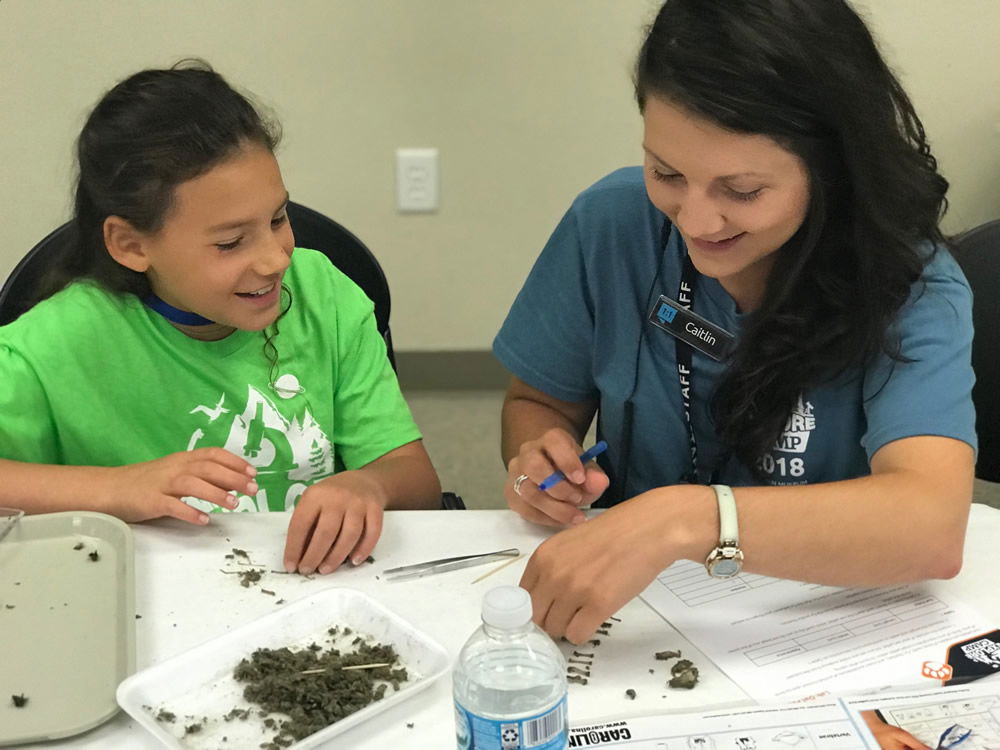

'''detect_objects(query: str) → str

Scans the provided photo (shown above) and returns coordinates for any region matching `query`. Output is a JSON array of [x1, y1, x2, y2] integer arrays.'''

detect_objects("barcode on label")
[[524, 701, 567, 747]]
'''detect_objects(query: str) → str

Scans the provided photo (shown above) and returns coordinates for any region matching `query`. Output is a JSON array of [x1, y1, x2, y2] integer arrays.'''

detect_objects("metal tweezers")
[[383, 548, 520, 581]]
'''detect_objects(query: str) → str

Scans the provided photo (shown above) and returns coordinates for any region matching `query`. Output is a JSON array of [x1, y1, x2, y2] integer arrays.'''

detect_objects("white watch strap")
[[711, 484, 738, 544]]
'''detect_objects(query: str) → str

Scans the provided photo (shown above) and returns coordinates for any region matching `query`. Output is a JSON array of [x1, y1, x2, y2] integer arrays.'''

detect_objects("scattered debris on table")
[[655, 649, 682, 661], [220, 567, 267, 588], [668, 659, 699, 689], [561, 615, 625, 686]]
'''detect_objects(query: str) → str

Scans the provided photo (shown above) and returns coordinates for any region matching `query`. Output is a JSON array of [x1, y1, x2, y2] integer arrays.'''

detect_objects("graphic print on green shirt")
[[184, 382, 338, 512]]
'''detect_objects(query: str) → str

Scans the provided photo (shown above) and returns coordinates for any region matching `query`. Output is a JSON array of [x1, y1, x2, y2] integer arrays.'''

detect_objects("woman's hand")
[[860, 711, 932, 750], [519, 489, 695, 643], [109, 447, 256, 524], [505, 428, 609, 526], [283, 471, 387, 575]]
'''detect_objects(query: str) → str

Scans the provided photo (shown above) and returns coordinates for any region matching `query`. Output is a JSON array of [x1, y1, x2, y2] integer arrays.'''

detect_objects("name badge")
[[647, 295, 736, 361]]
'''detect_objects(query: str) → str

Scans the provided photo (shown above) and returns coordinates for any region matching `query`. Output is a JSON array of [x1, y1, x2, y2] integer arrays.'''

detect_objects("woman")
[[493, 0, 975, 644]]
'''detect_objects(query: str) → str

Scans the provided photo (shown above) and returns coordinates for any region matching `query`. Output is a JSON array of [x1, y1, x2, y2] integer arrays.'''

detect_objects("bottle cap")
[[482, 585, 533, 629]]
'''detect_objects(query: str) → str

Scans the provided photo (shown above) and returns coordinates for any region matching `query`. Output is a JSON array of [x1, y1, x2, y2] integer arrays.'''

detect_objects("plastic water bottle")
[[453, 585, 568, 750]]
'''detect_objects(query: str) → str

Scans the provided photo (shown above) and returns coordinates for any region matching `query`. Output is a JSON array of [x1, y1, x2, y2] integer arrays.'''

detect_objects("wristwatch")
[[705, 484, 743, 578]]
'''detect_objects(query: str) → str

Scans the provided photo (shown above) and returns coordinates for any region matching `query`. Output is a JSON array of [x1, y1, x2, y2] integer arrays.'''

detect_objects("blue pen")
[[936, 723, 972, 750], [537, 441, 609, 492]]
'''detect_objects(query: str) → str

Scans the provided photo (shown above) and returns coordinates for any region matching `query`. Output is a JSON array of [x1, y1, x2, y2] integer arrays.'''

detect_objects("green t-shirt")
[[0, 248, 421, 512]]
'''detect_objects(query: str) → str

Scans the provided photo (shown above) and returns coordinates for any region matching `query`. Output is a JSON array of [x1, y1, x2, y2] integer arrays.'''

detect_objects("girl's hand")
[[110, 447, 256, 524], [283, 471, 386, 575], [519, 491, 678, 643], [505, 428, 609, 527]]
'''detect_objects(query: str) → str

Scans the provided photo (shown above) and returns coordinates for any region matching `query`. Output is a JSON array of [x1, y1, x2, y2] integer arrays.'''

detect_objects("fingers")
[[284, 501, 318, 573], [164, 449, 257, 509], [283, 484, 384, 574], [582, 465, 610, 500], [518, 430, 585, 491], [186, 454, 257, 497], [893, 729, 931, 750], [535, 429, 589, 485], [346, 504, 383, 567], [507, 431, 611, 526], [174, 476, 248, 511], [304, 505, 359, 574], [518, 503, 666, 644], [161, 498, 211, 526], [191, 446, 257, 478], [518, 490, 586, 527], [520, 551, 605, 644]]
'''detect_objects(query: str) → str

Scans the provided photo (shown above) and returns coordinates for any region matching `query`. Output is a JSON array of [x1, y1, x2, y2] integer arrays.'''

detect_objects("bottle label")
[[455, 696, 568, 750]]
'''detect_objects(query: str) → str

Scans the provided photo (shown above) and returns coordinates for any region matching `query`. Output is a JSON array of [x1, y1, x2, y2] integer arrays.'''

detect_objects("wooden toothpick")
[[472, 553, 523, 583], [298, 662, 391, 675]]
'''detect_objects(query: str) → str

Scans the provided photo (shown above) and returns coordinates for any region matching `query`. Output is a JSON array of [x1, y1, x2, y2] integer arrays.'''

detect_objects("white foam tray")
[[116, 586, 450, 749]]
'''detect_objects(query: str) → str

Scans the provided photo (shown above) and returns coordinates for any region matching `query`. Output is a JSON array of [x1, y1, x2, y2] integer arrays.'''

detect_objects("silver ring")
[[513, 474, 530, 497]]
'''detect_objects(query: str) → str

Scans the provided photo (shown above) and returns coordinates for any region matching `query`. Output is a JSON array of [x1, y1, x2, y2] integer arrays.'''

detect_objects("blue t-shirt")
[[493, 167, 976, 504]]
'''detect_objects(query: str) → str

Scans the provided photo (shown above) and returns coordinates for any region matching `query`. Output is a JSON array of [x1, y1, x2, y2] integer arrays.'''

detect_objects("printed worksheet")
[[640, 560, 990, 702], [844, 682, 1000, 750], [568, 682, 1000, 749], [568, 700, 866, 749]]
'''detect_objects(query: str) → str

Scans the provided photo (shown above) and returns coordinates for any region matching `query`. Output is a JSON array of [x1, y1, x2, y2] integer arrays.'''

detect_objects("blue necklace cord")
[[143, 294, 215, 326]]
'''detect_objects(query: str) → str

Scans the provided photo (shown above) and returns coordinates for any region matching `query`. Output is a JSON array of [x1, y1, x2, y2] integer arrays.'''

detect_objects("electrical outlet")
[[396, 148, 439, 213]]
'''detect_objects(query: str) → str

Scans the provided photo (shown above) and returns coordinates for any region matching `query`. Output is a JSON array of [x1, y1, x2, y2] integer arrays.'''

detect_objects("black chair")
[[0, 223, 75, 327], [285, 201, 396, 370], [0, 203, 466, 509], [952, 219, 1000, 483], [284, 204, 465, 508]]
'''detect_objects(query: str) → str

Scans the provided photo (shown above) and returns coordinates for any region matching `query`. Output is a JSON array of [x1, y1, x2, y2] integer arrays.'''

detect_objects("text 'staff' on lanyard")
[[646, 296, 736, 362]]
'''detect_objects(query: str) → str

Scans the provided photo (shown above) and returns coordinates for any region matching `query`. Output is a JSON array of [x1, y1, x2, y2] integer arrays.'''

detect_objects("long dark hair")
[[36, 60, 290, 375], [634, 0, 949, 475], [38, 58, 281, 301]]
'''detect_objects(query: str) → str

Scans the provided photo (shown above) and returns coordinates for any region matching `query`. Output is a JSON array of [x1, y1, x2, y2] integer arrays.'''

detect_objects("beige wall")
[[1, 1, 998, 351]]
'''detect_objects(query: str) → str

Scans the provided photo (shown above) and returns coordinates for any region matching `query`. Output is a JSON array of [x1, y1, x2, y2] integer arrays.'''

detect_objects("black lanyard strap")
[[676, 254, 701, 483], [610, 223, 737, 501]]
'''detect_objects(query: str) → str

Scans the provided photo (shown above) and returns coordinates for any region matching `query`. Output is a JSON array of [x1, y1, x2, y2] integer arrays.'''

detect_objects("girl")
[[494, 0, 976, 648], [0, 61, 441, 575]]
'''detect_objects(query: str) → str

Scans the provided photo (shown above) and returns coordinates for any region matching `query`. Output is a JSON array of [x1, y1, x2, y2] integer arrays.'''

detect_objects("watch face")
[[711, 558, 741, 578]]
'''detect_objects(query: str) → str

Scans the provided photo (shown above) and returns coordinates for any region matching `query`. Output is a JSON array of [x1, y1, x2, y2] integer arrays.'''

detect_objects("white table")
[[31, 503, 1000, 749]]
